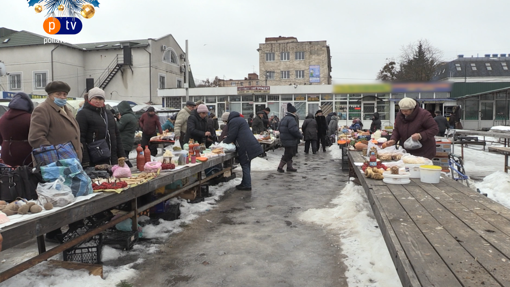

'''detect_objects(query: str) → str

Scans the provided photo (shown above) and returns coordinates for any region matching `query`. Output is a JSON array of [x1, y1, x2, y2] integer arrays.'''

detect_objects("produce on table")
[[92, 181, 128, 190]]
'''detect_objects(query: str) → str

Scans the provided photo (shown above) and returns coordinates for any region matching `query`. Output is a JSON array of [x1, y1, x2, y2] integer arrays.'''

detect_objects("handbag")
[[32, 142, 78, 167], [87, 110, 111, 163], [0, 165, 43, 202]]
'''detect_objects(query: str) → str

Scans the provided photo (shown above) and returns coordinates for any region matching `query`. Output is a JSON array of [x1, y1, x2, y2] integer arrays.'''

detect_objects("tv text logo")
[[43, 17, 83, 35]]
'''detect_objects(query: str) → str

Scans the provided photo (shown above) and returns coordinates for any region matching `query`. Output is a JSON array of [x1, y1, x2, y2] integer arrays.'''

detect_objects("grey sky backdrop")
[[2, 0, 509, 84]]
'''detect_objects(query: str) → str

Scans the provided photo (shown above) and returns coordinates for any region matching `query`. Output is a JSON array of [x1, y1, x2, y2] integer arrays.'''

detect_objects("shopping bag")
[[32, 142, 78, 167], [404, 136, 422, 150], [41, 158, 93, 197], [0, 166, 43, 202], [36, 176, 75, 207]]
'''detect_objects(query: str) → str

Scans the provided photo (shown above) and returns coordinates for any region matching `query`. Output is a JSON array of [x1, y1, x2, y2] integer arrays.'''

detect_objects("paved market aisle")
[[131, 147, 350, 287]]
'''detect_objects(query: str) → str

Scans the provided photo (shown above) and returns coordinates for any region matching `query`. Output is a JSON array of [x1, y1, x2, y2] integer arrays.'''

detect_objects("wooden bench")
[[348, 150, 510, 286]]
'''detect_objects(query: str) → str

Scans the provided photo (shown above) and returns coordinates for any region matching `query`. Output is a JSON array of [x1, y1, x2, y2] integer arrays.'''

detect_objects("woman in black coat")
[[315, 110, 328, 152], [223, 111, 263, 190], [370, 112, 381, 133], [184, 104, 212, 145], [278, 103, 302, 172], [76, 88, 125, 167], [301, 113, 318, 154]]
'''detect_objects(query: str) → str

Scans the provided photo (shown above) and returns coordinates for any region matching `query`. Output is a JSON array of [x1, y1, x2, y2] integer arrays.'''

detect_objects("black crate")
[[59, 212, 112, 243], [150, 203, 181, 221], [103, 230, 138, 250], [63, 234, 102, 264]]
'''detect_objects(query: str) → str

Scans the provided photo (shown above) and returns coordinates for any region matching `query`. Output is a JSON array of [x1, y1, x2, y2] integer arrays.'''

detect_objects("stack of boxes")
[[433, 139, 451, 171]]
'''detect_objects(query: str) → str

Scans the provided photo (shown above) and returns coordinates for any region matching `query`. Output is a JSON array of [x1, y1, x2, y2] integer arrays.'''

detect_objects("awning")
[[389, 98, 456, 103]]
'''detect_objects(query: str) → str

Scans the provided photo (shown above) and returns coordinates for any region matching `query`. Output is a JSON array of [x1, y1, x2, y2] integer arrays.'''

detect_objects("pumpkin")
[[355, 142, 367, 151]]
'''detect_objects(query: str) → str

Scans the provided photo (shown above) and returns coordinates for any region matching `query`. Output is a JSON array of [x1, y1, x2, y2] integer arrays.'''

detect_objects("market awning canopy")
[[389, 98, 456, 103]]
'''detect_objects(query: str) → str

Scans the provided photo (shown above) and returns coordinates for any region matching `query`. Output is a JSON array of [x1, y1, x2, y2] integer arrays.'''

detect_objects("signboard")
[[2, 92, 75, 100], [333, 84, 392, 94], [237, 86, 270, 94], [307, 95, 320, 101], [391, 82, 452, 93], [2, 91, 17, 99], [295, 95, 306, 101], [309, 65, 320, 83]]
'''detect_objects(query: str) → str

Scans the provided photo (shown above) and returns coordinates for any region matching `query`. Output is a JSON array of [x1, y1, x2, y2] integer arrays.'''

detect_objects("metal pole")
[[185, 40, 189, 102]]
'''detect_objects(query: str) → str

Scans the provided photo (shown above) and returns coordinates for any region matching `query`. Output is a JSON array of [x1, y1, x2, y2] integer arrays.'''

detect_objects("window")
[[267, 71, 275, 79], [295, 51, 304, 60], [177, 79, 182, 88], [265, 53, 275, 62], [230, 82, 237, 86], [34, 72, 47, 89], [486, 63, 492, 70], [281, 71, 290, 79], [471, 63, 477, 71], [502, 62, 509, 70], [295, 70, 304, 79], [159, 74, 165, 89], [9, 73, 21, 90], [281, 52, 289, 61], [163, 48, 178, 65], [239, 82, 244, 86], [455, 63, 461, 71]]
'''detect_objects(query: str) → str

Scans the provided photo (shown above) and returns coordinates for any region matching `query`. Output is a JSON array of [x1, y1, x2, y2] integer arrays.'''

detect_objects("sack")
[[144, 161, 162, 173], [36, 177, 75, 207], [0, 166, 43, 202], [41, 158, 93, 197], [404, 136, 422, 150], [87, 139, 111, 163], [112, 164, 132, 178], [32, 142, 78, 167]]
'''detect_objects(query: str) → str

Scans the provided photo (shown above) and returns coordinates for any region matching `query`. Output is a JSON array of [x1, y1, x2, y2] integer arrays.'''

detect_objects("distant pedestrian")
[[116, 101, 138, 167], [302, 113, 318, 154], [328, 113, 339, 140], [370, 112, 381, 133], [434, 111, 449, 136], [174, 101, 196, 145], [139, 106, 163, 156], [277, 103, 302, 172], [315, 110, 328, 152]]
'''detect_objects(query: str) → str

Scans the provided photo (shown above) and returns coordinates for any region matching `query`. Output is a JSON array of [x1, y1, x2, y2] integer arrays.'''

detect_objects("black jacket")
[[205, 117, 218, 147], [315, 114, 328, 137], [252, 115, 266, 134], [223, 112, 263, 160], [184, 110, 208, 144], [76, 101, 125, 166], [279, 113, 302, 147], [434, 115, 449, 135], [370, 112, 381, 133], [302, 113, 318, 141], [262, 111, 269, 128]]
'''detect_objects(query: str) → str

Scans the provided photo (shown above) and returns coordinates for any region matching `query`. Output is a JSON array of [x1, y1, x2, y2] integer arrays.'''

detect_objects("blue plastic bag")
[[41, 158, 93, 197]]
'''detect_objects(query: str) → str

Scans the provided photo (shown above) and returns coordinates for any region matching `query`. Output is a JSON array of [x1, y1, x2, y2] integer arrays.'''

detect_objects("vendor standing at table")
[[139, 107, 162, 157], [174, 101, 196, 147], [116, 101, 138, 168], [251, 110, 267, 134], [184, 104, 212, 144], [385, 98, 438, 159]]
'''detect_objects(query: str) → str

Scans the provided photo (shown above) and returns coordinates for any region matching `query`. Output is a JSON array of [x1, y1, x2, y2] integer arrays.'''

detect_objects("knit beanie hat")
[[197, 104, 208, 113], [88, 87, 105, 100], [221, 112, 230, 122], [399, 98, 417, 110], [287, 103, 297, 113]]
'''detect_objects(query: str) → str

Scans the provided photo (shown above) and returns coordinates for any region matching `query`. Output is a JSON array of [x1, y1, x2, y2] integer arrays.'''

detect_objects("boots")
[[287, 160, 297, 172], [277, 160, 286, 173]]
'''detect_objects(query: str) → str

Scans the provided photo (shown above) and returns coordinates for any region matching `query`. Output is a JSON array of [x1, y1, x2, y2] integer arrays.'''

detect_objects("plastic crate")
[[63, 234, 102, 264], [150, 202, 181, 221], [103, 230, 138, 250], [59, 212, 113, 243]]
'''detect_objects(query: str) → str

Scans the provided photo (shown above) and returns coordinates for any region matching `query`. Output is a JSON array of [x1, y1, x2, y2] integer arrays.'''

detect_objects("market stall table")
[[348, 150, 510, 286]]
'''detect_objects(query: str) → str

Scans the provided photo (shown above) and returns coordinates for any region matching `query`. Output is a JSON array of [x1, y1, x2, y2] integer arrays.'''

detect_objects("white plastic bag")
[[36, 177, 75, 207], [218, 142, 236, 153], [174, 139, 181, 149], [404, 136, 422, 150]]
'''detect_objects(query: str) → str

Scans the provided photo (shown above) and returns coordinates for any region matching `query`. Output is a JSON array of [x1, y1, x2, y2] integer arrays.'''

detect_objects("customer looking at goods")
[[76, 87, 125, 167], [139, 106, 163, 156], [222, 111, 263, 190], [385, 98, 439, 159], [370, 112, 381, 133], [251, 110, 267, 134], [0, 92, 34, 166], [174, 101, 196, 145], [277, 103, 303, 172], [116, 101, 138, 167], [301, 113, 318, 154]]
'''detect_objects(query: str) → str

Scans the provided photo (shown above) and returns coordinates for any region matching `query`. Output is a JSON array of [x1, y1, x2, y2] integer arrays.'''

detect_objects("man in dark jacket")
[[223, 111, 263, 190], [278, 103, 303, 172], [386, 98, 439, 159], [263, 107, 270, 128], [139, 107, 163, 156], [370, 112, 381, 133], [434, 111, 449, 136], [184, 104, 212, 144], [116, 101, 138, 167], [315, 110, 328, 152], [251, 110, 266, 134], [301, 113, 318, 154]]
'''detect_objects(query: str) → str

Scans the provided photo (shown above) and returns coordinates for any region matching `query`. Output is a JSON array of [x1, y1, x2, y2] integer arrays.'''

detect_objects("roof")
[[456, 86, 510, 100], [0, 27, 79, 49], [75, 39, 149, 51], [432, 56, 510, 80], [450, 82, 510, 98]]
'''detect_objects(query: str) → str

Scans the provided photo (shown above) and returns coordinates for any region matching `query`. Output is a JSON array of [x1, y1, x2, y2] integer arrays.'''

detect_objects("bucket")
[[419, 165, 442, 183], [404, 164, 422, 178]]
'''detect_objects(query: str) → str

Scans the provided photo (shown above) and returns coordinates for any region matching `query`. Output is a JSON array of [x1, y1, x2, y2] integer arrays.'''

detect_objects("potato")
[[0, 205, 6, 211], [0, 200, 7, 205], [6, 202, 19, 212], [18, 204, 31, 215], [3, 209, 16, 216], [43, 202, 54, 210], [30, 205, 43, 213], [26, 202, 36, 207]]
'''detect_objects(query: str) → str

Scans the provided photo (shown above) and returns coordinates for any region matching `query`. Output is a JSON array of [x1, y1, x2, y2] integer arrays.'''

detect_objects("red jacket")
[[391, 106, 439, 159], [0, 109, 33, 166], [139, 113, 162, 135]]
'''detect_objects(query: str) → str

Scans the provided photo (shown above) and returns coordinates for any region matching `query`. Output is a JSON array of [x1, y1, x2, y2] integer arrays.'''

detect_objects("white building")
[[0, 27, 192, 104]]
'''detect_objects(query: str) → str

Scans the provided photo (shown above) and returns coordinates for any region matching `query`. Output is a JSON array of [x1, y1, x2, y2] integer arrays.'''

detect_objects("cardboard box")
[[432, 157, 449, 169]]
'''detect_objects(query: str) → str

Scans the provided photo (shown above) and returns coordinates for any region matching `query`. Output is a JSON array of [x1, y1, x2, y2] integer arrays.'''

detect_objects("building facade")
[[217, 73, 261, 87], [258, 37, 332, 86], [0, 27, 191, 104], [433, 54, 510, 82]]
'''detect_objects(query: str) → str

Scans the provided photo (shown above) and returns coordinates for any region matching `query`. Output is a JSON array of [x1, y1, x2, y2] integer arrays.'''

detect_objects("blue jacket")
[[223, 111, 263, 160], [162, 119, 174, 131], [279, 112, 302, 147]]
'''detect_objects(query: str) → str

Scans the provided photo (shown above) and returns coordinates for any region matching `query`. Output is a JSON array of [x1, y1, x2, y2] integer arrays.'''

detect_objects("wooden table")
[[487, 146, 510, 173], [0, 153, 234, 282], [348, 150, 510, 286]]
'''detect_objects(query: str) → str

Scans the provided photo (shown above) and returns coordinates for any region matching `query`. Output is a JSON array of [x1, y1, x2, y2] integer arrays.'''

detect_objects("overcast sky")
[[2, 0, 510, 84]]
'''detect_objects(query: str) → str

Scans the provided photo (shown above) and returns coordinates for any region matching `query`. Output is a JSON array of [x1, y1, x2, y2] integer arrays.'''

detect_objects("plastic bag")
[[36, 177, 75, 207], [218, 142, 236, 153], [112, 164, 132, 178], [174, 139, 181, 148], [144, 161, 162, 173], [404, 136, 422, 150]]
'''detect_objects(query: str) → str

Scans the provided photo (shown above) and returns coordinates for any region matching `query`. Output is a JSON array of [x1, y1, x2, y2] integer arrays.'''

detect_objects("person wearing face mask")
[[139, 106, 163, 157], [385, 98, 438, 159], [29, 81, 83, 162], [76, 87, 125, 167]]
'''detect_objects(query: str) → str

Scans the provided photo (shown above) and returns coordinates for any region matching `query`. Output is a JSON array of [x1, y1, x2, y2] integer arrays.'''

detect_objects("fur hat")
[[9, 92, 34, 113], [88, 87, 105, 100], [221, 112, 230, 122], [287, 103, 297, 113], [45, 81, 70, 94], [399, 98, 417, 110], [197, 104, 208, 113], [185, 101, 196, 107]]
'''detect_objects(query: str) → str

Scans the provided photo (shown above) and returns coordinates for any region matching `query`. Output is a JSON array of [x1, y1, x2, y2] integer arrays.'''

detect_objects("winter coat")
[[116, 101, 138, 152], [139, 112, 162, 136], [316, 114, 328, 137], [29, 97, 83, 161], [162, 120, 174, 132], [349, 121, 361, 132], [212, 117, 219, 131], [370, 112, 381, 133], [326, 112, 335, 126], [328, 115, 339, 137], [219, 124, 229, 142], [0, 109, 32, 166], [391, 106, 439, 159], [262, 112, 269, 128], [205, 117, 218, 147], [301, 113, 318, 141], [76, 101, 125, 166], [174, 106, 192, 136], [184, 110, 208, 144], [270, 115, 279, 130], [223, 111, 263, 160], [434, 115, 449, 135], [251, 115, 266, 134], [279, 113, 302, 147]]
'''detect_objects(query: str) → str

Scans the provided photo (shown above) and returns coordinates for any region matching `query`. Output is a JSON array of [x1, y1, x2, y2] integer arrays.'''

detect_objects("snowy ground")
[[2, 139, 510, 287]]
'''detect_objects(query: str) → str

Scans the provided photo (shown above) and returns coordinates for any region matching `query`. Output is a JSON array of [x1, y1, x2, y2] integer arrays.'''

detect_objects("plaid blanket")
[[41, 158, 92, 197]]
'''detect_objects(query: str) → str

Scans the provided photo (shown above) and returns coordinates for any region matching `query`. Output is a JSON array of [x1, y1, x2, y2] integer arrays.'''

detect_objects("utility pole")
[[185, 40, 189, 101]]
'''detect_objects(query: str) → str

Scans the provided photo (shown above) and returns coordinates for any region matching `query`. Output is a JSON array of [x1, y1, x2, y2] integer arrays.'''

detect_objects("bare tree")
[[196, 76, 221, 87]]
